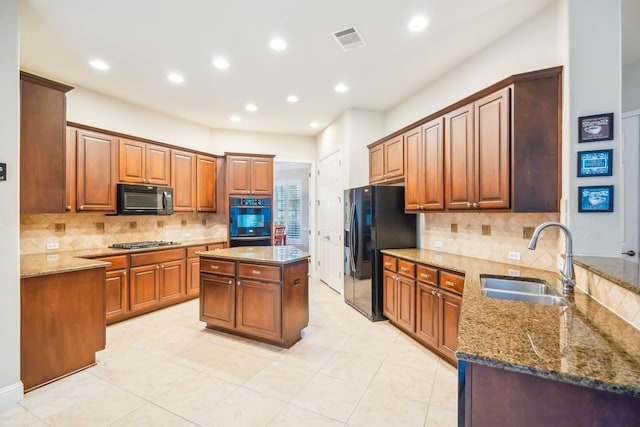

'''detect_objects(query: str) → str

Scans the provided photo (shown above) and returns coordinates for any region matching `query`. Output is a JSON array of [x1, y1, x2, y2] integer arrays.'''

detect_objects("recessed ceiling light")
[[287, 95, 299, 103], [212, 57, 230, 69], [89, 59, 109, 71], [167, 73, 184, 84], [408, 16, 429, 32], [309, 122, 319, 128], [230, 115, 241, 122], [269, 37, 287, 51], [334, 83, 349, 93], [245, 103, 258, 112]]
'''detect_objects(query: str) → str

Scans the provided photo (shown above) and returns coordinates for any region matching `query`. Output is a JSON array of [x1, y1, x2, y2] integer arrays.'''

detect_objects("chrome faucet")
[[527, 221, 576, 294]]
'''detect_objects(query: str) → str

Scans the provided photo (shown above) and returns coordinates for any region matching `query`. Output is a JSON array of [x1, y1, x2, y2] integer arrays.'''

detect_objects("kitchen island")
[[198, 246, 309, 347]]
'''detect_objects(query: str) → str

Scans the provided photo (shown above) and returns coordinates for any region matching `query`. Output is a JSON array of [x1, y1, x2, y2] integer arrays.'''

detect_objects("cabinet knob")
[[228, 279, 233, 284], [66, 205, 71, 211], [472, 202, 479, 208], [431, 290, 437, 296], [237, 281, 241, 286], [156, 265, 160, 270], [123, 271, 126, 276], [79, 206, 85, 210]]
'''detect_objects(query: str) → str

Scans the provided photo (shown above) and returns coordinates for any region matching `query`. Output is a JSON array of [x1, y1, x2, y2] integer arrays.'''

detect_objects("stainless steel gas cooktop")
[[109, 241, 179, 250]]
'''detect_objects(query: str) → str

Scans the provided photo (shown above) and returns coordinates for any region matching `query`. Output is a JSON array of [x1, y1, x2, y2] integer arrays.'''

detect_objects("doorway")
[[273, 161, 311, 253], [622, 110, 640, 262]]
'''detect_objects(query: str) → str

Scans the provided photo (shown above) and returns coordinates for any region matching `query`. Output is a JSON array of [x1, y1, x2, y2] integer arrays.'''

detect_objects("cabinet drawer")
[[186, 245, 207, 258], [440, 272, 465, 295], [397, 259, 415, 278], [97, 255, 128, 271], [207, 243, 225, 251], [417, 265, 438, 285], [383, 255, 397, 272], [130, 248, 185, 267], [238, 263, 281, 282], [200, 259, 235, 276]]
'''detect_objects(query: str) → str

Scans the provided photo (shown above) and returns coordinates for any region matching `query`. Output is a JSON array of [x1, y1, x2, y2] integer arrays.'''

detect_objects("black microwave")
[[116, 183, 173, 215]]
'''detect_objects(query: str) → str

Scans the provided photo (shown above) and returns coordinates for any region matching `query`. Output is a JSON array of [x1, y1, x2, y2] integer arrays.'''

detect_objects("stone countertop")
[[381, 248, 640, 397], [574, 255, 640, 294], [20, 237, 227, 278], [198, 246, 309, 265]]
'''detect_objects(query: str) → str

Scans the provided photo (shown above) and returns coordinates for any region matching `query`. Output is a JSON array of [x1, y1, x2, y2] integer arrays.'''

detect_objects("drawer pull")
[[252, 270, 261, 275], [421, 273, 431, 279], [210, 265, 219, 269], [400, 267, 408, 272], [445, 280, 456, 287], [293, 278, 301, 286], [384, 262, 392, 267]]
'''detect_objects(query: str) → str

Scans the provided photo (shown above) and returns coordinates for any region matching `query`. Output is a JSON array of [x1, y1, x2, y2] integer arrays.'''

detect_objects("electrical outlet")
[[46, 254, 59, 261], [508, 268, 521, 277], [46, 242, 59, 250], [435, 241, 443, 248], [508, 251, 521, 261], [434, 254, 443, 261]]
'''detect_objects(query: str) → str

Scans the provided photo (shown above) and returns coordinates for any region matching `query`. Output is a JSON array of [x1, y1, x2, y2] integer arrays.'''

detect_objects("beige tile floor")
[[0, 278, 457, 426]]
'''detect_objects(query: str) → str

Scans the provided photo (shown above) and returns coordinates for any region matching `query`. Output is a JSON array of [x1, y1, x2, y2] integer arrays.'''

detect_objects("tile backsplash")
[[20, 212, 228, 254], [420, 211, 561, 272]]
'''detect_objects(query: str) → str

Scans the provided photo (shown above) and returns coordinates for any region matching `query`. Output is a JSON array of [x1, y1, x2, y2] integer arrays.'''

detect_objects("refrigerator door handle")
[[349, 202, 356, 273], [352, 203, 359, 270]]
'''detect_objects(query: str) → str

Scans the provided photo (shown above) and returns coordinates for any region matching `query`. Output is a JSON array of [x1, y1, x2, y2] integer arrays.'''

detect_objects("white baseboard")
[[0, 381, 23, 410]]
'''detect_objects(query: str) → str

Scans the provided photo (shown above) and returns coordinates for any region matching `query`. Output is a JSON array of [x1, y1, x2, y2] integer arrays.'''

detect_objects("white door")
[[622, 111, 640, 262], [317, 151, 343, 293]]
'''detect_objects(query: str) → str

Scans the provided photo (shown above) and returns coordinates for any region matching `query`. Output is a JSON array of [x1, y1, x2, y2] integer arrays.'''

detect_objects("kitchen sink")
[[480, 275, 569, 307]]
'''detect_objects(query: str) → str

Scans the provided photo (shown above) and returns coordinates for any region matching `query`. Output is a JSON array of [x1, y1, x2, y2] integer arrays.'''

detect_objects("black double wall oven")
[[229, 197, 272, 247]]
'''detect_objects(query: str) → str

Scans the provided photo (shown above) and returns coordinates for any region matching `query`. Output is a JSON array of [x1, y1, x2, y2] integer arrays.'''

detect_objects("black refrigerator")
[[344, 185, 416, 321]]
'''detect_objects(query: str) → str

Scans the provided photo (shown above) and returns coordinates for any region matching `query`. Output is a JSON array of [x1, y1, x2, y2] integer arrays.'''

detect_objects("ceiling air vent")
[[333, 26, 366, 51]]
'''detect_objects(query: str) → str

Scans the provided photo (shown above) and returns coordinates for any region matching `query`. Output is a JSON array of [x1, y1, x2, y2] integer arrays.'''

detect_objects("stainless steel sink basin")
[[480, 275, 569, 306], [480, 288, 569, 306], [481, 277, 555, 295]]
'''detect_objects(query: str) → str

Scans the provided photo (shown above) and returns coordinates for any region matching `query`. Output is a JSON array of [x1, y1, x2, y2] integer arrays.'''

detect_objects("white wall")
[[67, 87, 316, 163], [345, 110, 385, 189], [0, 0, 23, 408], [623, 61, 640, 113], [385, 2, 562, 134]]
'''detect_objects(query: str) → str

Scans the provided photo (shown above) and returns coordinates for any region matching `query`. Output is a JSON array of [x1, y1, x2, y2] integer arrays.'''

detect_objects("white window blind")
[[274, 182, 302, 242]]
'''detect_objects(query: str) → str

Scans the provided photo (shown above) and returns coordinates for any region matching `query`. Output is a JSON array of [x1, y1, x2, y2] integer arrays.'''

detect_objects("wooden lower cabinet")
[[200, 256, 309, 347], [383, 255, 464, 365], [130, 264, 160, 311], [99, 255, 129, 324]]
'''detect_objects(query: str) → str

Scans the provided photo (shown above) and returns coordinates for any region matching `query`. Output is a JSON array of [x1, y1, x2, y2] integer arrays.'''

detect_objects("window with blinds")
[[274, 183, 302, 242]]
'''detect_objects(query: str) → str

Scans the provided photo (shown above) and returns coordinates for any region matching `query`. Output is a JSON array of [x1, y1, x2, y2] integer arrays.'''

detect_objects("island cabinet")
[[226, 153, 274, 195], [368, 135, 404, 184], [199, 247, 309, 347], [129, 248, 186, 312], [383, 254, 464, 365], [404, 118, 445, 212], [118, 138, 170, 185], [186, 243, 225, 297], [20, 72, 73, 214]]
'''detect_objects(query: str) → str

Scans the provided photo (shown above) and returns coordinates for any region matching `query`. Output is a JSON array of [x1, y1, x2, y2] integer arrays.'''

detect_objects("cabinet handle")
[[466, 202, 472, 207], [156, 265, 160, 270], [79, 206, 85, 210], [400, 267, 408, 272], [252, 270, 261, 275], [437, 292, 442, 297], [472, 202, 478, 208], [237, 281, 241, 286], [293, 278, 301, 286], [228, 279, 233, 284], [210, 265, 219, 270], [384, 262, 391, 267], [123, 271, 127, 276], [421, 273, 430, 279], [445, 280, 456, 288], [66, 205, 71, 211], [431, 290, 437, 296]]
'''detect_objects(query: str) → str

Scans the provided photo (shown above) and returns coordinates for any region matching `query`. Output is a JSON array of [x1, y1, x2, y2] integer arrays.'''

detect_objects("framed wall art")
[[578, 185, 614, 212], [577, 149, 613, 177], [578, 113, 614, 143]]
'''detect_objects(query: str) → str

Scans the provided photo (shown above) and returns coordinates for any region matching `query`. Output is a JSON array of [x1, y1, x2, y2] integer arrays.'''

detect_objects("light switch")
[[0, 163, 6, 181]]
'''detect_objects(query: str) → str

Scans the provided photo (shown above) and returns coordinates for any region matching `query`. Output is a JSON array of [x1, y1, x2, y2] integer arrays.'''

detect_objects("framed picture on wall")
[[578, 185, 614, 212], [578, 113, 614, 142], [577, 149, 613, 177]]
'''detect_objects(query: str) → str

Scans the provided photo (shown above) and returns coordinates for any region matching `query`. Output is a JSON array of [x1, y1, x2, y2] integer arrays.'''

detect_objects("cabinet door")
[[415, 283, 438, 348], [236, 279, 281, 341], [76, 129, 118, 212], [186, 257, 201, 296], [384, 136, 404, 180], [396, 275, 416, 333], [129, 264, 160, 312], [159, 259, 186, 303], [250, 158, 273, 195], [105, 269, 128, 321], [200, 274, 236, 328], [422, 119, 445, 210], [404, 127, 423, 211], [475, 88, 510, 209], [197, 155, 217, 212], [118, 138, 145, 183], [65, 127, 77, 212], [227, 156, 252, 194], [445, 104, 475, 210], [145, 143, 171, 185], [171, 150, 196, 212], [369, 144, 384, 183], [439, 290, 462, 362], [382, 269, 398, 322]]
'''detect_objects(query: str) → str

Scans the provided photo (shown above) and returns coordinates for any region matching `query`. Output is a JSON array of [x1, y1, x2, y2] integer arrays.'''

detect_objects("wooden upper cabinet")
[[171, 149, 196, 212], [226, 154, 274, 195], [405, 118, 444, 212], [119, 138, 170, 185], [20, 72, 73, 213], [445, 104, 475, 210], [197, 155, 217, 212], [369, 136, 404, 184], [76, 129, 118, 212]]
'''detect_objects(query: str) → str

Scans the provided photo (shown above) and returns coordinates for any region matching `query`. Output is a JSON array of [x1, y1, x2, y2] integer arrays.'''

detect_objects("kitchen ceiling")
[[18, 0, 635, 137]]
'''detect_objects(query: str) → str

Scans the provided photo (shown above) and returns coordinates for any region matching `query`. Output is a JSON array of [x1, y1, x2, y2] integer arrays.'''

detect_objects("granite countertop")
[[20, 237, 227, 278], [198, 246, 309, 264], [574, 255, 640, 294], [381, 248, 640, 398]]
